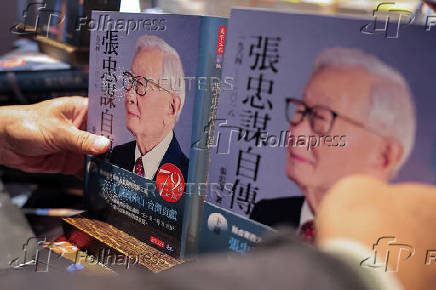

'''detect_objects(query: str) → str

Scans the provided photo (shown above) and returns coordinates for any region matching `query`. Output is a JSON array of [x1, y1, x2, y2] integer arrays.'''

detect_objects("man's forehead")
[[303, 66, 373, 118], [131, 47, 164, 77]]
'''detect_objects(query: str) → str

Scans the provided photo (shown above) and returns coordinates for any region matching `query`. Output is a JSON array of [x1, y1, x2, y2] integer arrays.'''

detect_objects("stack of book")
[[0, 39, 88, 105], [58, 7, 436, 273]]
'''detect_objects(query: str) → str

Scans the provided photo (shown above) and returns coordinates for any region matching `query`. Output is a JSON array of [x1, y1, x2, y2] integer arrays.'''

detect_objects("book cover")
[[203, 8, 436, 249], [85, 11, 227, 259]]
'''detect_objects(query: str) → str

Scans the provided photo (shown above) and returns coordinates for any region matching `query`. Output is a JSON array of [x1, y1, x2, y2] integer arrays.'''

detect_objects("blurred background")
[[1, 0, 434, 55], [154, 0, 426, 17]]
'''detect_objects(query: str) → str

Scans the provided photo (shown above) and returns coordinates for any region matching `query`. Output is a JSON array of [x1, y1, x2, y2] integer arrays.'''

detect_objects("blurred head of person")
[[285, 48, 416, 212], [124, 35, 185, 154]]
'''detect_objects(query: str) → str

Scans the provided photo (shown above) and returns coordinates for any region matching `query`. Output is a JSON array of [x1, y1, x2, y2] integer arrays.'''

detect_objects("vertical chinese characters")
[[230, 36, 281, 215], [100, 30, 119, 149]]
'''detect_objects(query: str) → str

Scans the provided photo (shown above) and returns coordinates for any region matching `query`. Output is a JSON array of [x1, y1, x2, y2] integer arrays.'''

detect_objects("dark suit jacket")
[[109, 134, 189, 182], [250, 196, 305, 228]]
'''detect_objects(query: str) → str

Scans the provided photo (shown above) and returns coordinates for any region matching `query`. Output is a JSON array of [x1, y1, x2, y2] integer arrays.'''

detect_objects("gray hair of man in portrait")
[[134, 34, 186, 121], [313, 47, 416, 177]]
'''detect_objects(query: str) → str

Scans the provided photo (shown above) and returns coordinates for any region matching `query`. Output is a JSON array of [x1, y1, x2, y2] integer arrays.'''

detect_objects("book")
[[0, 69, 88, 94], [83, 8, 436, 260], [84, 11, 227, 262], [0, 40, 70, 72], [201, 8, 436, 252], [0, 40, 88, 104]]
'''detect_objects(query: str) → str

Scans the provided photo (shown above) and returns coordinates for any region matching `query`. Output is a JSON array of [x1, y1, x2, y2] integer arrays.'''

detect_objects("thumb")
[[62, 125, 111, 155]]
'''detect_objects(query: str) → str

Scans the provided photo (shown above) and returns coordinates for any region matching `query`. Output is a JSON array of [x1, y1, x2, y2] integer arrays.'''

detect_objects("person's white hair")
[[313, 47, 416, 175], [134, 35, 185, 120]]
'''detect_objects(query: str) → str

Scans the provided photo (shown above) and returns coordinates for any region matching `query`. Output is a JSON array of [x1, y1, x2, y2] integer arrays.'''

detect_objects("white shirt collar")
[[299, 200, 314, 228], [133, 131, 173, 180]]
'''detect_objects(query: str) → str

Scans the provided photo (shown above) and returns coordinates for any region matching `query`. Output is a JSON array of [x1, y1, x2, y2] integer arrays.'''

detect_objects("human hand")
[[316, 175, 436, 290], [0, 96, 111, 177]]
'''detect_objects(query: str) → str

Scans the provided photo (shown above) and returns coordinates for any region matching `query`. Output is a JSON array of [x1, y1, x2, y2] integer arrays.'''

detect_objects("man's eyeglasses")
[[285, 98, 381, 136], [122, 71, 172, 96]]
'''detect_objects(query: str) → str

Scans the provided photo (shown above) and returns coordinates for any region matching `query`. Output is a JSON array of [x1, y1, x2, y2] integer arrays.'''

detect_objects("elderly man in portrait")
[[250, 48, 416, 239], [110, 35, 189, 182]]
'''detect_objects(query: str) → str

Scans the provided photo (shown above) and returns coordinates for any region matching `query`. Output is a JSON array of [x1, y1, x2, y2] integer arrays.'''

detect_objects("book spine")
[[0, 89, 88, 105], [0, 69, 89, 94], [65, 0, 80, 46], [181, 16, 228, 259], [79, 0, 122, 47]]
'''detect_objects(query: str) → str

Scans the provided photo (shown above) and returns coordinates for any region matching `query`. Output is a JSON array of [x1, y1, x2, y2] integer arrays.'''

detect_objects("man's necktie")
[[299, 219, 315, 242], [134, 157, 145, 177]]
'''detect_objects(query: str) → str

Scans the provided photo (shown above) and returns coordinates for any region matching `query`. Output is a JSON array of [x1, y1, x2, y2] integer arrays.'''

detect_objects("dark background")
[[0, 2, 18, 55]]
